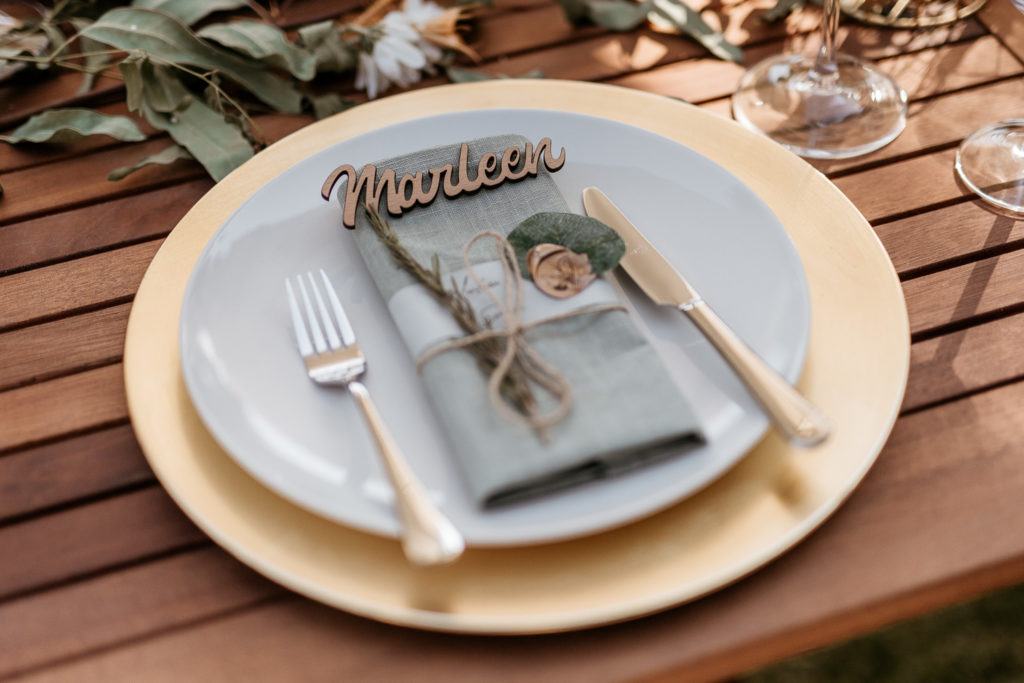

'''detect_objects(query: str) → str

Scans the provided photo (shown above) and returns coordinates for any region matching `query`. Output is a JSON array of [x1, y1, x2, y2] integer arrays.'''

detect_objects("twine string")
[[416, 231, 623, 431]]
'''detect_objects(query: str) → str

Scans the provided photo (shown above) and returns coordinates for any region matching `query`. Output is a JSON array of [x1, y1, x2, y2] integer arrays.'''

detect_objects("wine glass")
[[731, 0, 908, 159], [955, 120, 1024, 214]]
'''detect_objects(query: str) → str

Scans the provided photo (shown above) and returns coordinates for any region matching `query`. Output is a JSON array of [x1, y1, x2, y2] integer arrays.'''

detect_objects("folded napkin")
[[344, 134, 703, 507]]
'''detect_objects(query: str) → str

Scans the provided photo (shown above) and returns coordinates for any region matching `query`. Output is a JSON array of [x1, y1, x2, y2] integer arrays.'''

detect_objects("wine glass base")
[[732, 52, 908, 160], [955, 120, 1024, 214]]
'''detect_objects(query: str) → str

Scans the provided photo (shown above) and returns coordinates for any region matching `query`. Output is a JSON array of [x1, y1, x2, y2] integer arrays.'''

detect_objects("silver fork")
[[285, 269, 465, 566]]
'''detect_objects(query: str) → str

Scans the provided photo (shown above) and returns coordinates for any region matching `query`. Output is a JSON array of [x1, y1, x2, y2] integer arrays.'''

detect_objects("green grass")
[[741, 582, 1024, 682]]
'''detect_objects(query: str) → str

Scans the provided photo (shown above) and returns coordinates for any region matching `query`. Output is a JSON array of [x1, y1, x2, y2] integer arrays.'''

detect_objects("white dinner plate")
[[179, 108, 811, 546]]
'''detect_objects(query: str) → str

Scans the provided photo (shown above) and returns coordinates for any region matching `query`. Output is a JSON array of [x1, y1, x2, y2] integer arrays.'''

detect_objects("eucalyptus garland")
[[0, 0, 740, 194]]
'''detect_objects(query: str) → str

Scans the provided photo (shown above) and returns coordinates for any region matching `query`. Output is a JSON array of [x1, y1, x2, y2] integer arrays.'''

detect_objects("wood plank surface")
[[0, 364, 127, 453], [833, 148, 966, 223], [0, 486, 205, 600], [903, 311, 1024, 412], [0, 241, 160, 332], [0, 547, 281, 680], [0, 425, 151, 523], [875, 197, 1024, 276], [0, 304, 129, 390], [903, 248, 1024, 337], [0, 181, 208, 275]]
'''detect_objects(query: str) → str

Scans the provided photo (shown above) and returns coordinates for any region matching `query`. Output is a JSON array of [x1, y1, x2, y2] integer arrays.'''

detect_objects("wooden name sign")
[[320, 137, 567, 229]]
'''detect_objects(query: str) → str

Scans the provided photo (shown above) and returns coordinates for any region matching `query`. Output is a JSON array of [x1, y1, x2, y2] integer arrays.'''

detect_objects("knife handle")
[[682, 300, 830, 447]]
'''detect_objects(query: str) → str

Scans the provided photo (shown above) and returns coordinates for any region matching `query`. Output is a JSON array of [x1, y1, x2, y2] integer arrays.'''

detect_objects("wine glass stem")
[[813, 0, 840, 82]]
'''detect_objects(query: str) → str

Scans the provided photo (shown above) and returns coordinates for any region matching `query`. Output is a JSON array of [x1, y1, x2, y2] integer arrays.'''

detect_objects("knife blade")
[[582, 187, 829, 447]]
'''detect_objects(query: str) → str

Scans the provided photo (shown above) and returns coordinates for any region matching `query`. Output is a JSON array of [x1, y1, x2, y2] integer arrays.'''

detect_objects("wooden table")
[[3, 1, 1024, 680]]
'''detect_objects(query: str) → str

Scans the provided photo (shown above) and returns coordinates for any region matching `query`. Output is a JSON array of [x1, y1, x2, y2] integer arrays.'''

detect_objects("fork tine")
[[320, 269, 356, 347], [307, 272, 341, 349], [296, 275, 328, 354], [285, 279, 314, 357]]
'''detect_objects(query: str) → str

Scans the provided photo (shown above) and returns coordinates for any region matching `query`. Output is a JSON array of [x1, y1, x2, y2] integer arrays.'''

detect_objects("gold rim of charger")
[[123, 80, 910, 634]]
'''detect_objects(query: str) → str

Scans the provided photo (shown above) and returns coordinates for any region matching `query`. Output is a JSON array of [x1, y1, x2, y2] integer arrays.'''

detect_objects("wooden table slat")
[[875, 194, 1024, 275], [0, 424, 150, 523], [0, 547, 281, 680], [903, 310, 1024, 412], [0, 242, 160, 333], [0, 487, 205, 601], [0, 181, 209, 276], [0, 364, 128, 454], [903, 246, 1024, 337], [0, 304, 130, 391], [834, 148, 966, 223]]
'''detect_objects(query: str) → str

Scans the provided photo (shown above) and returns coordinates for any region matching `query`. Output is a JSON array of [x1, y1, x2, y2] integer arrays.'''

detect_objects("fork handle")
[[347, 381, 465, 566]]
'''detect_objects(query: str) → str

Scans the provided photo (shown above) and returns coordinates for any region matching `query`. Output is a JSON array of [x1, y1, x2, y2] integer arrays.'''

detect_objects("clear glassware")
[[955, 120, 1024, 213], [731, 0, 908, 159]]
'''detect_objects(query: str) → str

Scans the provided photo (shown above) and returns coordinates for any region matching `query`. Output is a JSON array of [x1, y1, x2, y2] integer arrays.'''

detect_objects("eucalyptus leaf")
[[588, 0, 649, 30], [508, 212, 626, 279], [1, 108, 146, 145], [119, 54, 146, 113], [71, 18, 112, 95], [307, 92, 357, 119], [648, 0, 743, 63], [446, 66, 546, 82], [198, 20, 316, 81], [297, 20, 356, 73], [759, 0, 806, 22], [130, 0, 249, 26], [108, 143, 193, 180], [552, 0, 589, 23], [82, 8, 303, 113], [139, 93, 253, 181]]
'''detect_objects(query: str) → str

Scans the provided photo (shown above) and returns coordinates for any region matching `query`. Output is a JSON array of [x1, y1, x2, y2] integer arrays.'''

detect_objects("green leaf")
[[198, 20, 316, 81], [553, 0, 589, 23], [446, 66, 546, 82], [307, 92, 357, 120], [445, 66, 491, 82], [145, 62, 193, 113], [82, 7, 303, 113], [108, 143, 193, 180], [588, 0, 649, 30], [648, 0, 743, 63], [71, 18, 112, 95], [119, 54, 146, 113], [759, 0, 806, 22], [1, 108, 146, 145], [508, 212, 626, 279], [136, 76, 254, 181], [297, 20, 357, 73], [130, 0, 249, 26]]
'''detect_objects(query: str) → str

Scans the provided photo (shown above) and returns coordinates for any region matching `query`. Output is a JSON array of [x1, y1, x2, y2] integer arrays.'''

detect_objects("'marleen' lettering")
[[321, 137, 567, 229]]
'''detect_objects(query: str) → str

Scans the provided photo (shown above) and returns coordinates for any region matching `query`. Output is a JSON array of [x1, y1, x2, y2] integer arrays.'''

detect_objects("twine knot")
[[416, 231, 623, 434]]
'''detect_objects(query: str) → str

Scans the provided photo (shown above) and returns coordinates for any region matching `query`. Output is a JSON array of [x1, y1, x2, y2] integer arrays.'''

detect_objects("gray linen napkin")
[[344, 134, 703, 507]]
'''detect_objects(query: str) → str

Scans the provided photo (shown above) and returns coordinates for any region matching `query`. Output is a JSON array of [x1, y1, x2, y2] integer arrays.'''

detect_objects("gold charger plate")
[[124, 80, 909, 634]]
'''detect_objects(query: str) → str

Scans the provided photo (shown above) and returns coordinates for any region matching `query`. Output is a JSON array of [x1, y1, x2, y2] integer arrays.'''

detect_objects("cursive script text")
[[320, 137, 567, 229]]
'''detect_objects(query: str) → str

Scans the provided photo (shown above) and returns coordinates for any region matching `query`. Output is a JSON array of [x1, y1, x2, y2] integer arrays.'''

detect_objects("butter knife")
[[582, 187, 830, 447]]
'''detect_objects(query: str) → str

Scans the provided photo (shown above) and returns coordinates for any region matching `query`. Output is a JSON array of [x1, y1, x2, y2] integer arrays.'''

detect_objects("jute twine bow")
[[417, 231, 624, 433]]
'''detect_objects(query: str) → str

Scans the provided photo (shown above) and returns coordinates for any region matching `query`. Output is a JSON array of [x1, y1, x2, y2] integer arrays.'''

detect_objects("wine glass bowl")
[[955, 119, 1024, 214], [732, 0, 907, 159]]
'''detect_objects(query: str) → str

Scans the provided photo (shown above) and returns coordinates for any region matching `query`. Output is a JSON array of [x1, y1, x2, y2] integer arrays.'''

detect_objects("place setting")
[[124, 80, 911, 633]]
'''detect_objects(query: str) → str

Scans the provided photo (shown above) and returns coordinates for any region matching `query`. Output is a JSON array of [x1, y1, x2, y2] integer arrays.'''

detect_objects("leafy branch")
[[0, 0, 475, 187], [552, 0, 742, 63]]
